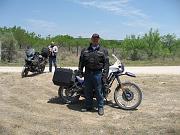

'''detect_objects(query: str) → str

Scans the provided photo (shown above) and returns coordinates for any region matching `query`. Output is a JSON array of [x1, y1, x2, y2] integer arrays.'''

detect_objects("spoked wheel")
[[21, 67, 28, 78], [114, 82, 142, 110], [58, 86, 80, 104]]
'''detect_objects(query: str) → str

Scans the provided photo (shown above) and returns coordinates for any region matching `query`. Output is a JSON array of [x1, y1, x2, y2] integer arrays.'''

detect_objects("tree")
[[121, 35, 148, 60], [11, 26, 28, 49], [143, 28, 161, 58], [0, 31, 17, 62], [161, 34, 176, 56]]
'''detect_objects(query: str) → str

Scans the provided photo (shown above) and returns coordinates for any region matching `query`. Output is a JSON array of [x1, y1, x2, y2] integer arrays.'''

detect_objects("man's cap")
[[92, 33, 100, 38], [51, 41, 55, 44]]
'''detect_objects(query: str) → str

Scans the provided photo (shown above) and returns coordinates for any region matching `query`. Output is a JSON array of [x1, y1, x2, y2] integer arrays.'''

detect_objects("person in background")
[[48, 41, 58, 72]]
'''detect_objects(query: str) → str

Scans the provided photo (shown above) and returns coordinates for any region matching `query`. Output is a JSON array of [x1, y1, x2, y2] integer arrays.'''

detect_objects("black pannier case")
[[41, 47, 49, 58], [52, 68, 74, 86]]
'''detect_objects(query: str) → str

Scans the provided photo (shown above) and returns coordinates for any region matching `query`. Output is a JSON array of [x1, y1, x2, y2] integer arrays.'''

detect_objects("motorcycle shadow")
[[47, 96, 66, 105], [25, 72, 46, 77], [47, 96, 138, 112], [47, 96, 97, 112]]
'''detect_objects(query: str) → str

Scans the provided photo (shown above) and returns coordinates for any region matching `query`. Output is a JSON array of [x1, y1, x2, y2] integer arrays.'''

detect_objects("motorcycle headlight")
[[26, 56, 33, 61]]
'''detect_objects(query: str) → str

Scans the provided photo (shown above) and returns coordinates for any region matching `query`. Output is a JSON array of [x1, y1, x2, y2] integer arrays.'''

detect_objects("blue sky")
[[0, 0, 180, 39]]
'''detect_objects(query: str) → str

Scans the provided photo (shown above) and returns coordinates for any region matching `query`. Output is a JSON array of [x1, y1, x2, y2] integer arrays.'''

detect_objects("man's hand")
[[102, 76, 107, 84], [76, 70, 83, 78], [49, 48, 52, 53]]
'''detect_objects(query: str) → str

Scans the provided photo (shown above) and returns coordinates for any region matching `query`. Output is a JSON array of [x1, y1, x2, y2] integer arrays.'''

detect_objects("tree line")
[[0, 26, 180, 62]]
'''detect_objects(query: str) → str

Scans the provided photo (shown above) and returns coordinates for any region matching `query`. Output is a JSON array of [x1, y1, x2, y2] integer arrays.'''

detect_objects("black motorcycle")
[[21, 48, 48, 78], [58, 54, 142, 110]]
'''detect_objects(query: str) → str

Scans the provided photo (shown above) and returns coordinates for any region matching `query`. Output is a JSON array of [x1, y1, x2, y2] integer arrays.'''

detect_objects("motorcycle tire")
[[114, 82, 142, 110], [58, 86, 80, 104], [21, 67, 28, 78]]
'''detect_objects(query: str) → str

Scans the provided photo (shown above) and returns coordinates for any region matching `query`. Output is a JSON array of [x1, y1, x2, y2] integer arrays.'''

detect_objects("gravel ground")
[[0, 66, 180, 74], [0, 73, 180, 135]]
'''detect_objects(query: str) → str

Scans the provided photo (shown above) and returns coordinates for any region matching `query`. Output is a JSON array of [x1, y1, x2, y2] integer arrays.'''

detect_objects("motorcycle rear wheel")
[[114, 82, 142, 110], [58, 86, 80, 104]]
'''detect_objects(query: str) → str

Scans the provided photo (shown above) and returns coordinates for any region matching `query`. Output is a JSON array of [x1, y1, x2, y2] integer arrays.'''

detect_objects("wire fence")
[[0, 46, 121, 66]]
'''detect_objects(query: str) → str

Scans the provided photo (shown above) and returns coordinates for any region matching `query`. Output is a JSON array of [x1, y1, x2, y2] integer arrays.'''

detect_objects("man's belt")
[[85, 68, 102, 74]]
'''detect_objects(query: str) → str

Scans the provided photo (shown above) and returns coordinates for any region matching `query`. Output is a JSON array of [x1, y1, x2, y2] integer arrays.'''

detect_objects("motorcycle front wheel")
[[58, 86, 80, 104], [21, 67, 28, 78], [39, 65, 45, 73], [114, 82, 142, 110]]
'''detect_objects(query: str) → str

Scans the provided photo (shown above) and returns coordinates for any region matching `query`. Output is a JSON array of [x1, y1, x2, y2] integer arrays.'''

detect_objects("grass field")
[[1, 55, 180, 67]]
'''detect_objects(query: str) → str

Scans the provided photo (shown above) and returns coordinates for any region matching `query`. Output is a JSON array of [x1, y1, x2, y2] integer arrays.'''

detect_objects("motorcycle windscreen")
[[26, 48, 35, 57]]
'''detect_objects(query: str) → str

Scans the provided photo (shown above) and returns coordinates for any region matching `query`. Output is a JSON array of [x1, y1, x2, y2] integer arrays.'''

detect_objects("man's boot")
[[98, 108, 104, 116]]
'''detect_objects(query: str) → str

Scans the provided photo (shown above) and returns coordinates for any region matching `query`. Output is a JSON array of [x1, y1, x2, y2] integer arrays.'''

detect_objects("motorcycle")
[[58, 54, 142, 110], [21, 48, 48, 78]]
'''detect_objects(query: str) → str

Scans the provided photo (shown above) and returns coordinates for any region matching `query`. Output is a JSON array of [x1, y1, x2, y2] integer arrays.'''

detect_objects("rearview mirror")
[[125, 72, 136, 77]]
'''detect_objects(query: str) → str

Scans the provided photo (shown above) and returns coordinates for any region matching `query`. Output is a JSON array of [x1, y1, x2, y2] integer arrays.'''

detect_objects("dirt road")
[[0, 66, 180, 74], [0, 73, 180, 135]]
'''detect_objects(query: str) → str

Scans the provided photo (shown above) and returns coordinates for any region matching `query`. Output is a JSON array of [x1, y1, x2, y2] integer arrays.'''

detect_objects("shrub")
[[0, 32, 17, 62]]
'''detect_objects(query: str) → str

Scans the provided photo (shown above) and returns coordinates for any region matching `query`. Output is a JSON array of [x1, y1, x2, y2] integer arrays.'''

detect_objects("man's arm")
[[78, 48, 85, 74], [103, 49, 109, 79], [48, 45, 52, 55]]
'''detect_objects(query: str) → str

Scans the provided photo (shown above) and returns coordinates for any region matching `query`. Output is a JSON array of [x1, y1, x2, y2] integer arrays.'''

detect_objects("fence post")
[[68, 44, 71, 52], [112, 48, 114, 54], [76, 45, 79, 56], [0, 41, 1, 61]]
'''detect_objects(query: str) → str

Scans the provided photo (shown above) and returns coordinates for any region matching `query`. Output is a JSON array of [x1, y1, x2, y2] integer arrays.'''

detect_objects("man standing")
[[78, 33, 109, 116], [48, 41, 58, 72]]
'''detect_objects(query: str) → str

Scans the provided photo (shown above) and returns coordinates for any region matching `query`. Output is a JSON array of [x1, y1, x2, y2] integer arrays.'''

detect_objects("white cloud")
[[74, 0, 158, 29], [74, 0, 147, 19], [122, 19, 159, 28]]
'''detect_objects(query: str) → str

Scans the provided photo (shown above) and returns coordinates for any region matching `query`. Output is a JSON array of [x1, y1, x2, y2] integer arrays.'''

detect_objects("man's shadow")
[[47, 96, 137, 112], [47, 96, 87, 112]]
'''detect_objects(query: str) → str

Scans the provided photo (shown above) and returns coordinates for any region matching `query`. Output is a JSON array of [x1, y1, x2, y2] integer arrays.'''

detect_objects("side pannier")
[[52, 68, 74, 86]]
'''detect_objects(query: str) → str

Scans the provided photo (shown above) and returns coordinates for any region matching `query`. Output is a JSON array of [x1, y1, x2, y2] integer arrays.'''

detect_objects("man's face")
[[51, 44, 54, 47], [91, 37, 100, 45]]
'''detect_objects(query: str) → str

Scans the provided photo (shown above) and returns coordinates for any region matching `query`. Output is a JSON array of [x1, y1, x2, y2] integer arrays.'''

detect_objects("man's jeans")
[[49, 57, 57, 72], [84, 71, 104, 109]]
